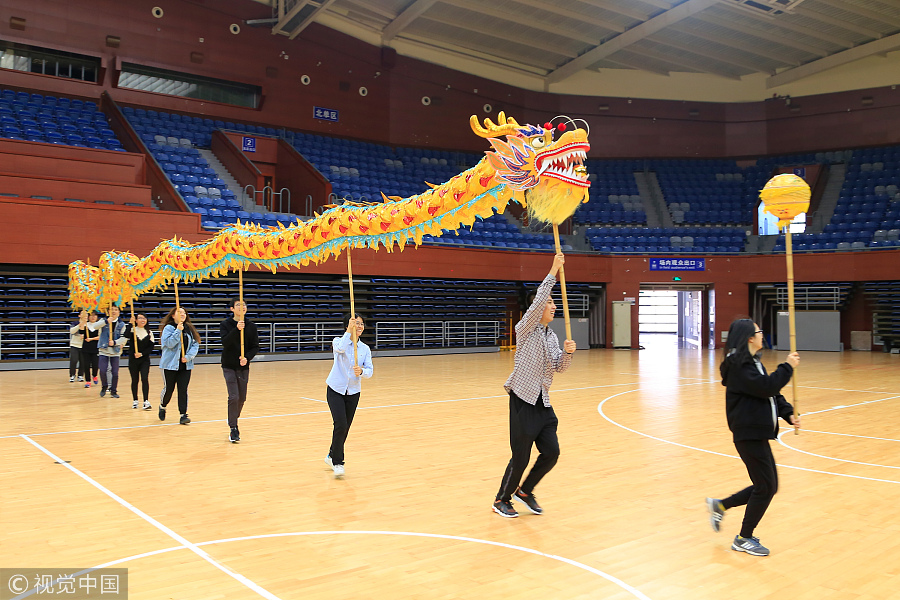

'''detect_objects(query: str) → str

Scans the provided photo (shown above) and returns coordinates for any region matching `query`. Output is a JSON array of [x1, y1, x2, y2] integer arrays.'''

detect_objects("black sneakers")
[[492, 500, 519, 518], [229, 426, 240, 443], [513, 489, 543, 515], [179, 414, 191, 425], [158, 404, 166, 421]]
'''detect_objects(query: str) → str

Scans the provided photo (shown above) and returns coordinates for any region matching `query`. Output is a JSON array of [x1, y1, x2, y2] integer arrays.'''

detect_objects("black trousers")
[[223, 367, 249, 427], [722, 439, 779, 538], [68, 347, 81, 377], [129, 357, 151, 402], [496, 390, 560, 503], [81, 352, 98, 380], [326, 385, 360, 466], [160, 368, 192, 415]]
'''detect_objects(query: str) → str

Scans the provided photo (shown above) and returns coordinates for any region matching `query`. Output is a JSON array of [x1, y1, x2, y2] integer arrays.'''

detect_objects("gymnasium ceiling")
[[250, 0, 900, 89]]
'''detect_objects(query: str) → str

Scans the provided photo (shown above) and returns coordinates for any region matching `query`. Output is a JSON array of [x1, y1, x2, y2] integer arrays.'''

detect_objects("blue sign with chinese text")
[[242, 136, 256, 152], [314, 106, 339, 122], [649, 258, 706, 271]]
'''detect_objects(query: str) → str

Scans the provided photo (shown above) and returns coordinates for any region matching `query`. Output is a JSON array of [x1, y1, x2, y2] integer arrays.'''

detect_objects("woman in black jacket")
[[706, 318, 800, 557], [124, 313, 156, 410]]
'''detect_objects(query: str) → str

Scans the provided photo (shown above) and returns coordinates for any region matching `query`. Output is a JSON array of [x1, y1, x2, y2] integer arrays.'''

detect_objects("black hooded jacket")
[[721, 352, 794, 442]]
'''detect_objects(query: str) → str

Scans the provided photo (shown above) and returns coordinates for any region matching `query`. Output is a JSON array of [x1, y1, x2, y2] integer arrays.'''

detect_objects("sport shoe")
[[492, 500, 519, 518], [732, 535, 770, 556], [180, 414, 191, 425], [229, 426, 240, 443], [93, 377, 98, 385], [158, 405, 166, 421], [324, 455, 333, 468], [77, 376, 84, 382], [111, 393, 120, 399], [100, 389, 107, 398], [69, 376, 75, 382], [132, 400, 138, 409], [513, 489, 543, 515], [143, 401, 152, 411], [333, 464, 345, 478], [84, 383, 91, 388], [706, 498, 725, 533]]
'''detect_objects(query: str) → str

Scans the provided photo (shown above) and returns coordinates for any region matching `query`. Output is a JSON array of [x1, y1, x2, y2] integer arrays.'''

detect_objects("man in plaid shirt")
[[493, 252, 576, 518]]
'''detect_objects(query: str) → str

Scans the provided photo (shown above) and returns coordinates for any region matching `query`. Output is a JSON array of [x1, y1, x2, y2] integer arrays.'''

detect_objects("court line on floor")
[[597, 386, 900, 485], [87, 531, 652, 600], [0, 382, 639, 439], [18, 434, 284, 600], [800, 394, 900, 416], [776, 430, 900, 469]]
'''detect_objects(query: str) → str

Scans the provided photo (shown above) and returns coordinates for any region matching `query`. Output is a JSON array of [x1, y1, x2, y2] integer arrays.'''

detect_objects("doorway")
[[639, 284, 714, 350]]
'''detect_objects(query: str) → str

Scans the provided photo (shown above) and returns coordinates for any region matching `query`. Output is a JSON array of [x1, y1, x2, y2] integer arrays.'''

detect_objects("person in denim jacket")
[[89, 305, 128, 398], [157, 306, 201, 425]]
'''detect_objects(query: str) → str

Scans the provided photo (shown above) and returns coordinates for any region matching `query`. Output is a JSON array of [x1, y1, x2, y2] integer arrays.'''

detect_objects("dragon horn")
[[469, 111, 522, 138]]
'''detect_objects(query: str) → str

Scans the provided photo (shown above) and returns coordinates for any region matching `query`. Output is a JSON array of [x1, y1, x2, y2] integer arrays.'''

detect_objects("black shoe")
[[229, 426, 240, 443], [111, 393, 120, 399], [158, 405, 166, 421], [492, 499, 518, 518], [180, 414, 191, 425], [513, 489, 543, 515], [100, 389, 107, 398]]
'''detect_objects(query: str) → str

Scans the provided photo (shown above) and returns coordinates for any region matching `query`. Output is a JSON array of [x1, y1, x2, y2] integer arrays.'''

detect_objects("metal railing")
[[775, 286, 841, 310], [375, 320, 502, 349], [243, 184, 292, 214], [550, 292, 589, 317], [0, 320, 345, 361], [0, 319, 504, 360]]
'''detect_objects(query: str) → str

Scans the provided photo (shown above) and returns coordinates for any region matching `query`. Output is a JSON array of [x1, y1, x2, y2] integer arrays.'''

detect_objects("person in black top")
[[81, 311, 101, 387], [124, 313, 156, 410], [220, 298, 259, 443], [706, 318, 800, 557]]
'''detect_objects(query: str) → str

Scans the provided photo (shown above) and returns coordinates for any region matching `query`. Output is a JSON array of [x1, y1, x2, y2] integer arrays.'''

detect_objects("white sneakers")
[[325, 455, 344, 478]]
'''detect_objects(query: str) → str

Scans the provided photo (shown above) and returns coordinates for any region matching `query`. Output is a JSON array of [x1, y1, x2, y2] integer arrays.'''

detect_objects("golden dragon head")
[[470, 112, 590, 224]]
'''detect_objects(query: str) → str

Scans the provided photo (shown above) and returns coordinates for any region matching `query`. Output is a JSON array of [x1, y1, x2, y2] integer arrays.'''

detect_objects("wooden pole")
[[130, 301, 138, 351], [347, 249, 358, 367], [551, 224, 572, 340], [239, 269, 245, 360], [784, 224, 799, 435], [174, 280, 185, 360]]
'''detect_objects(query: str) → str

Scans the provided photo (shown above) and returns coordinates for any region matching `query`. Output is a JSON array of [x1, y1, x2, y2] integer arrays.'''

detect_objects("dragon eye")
[[530, 135, 547, 148]]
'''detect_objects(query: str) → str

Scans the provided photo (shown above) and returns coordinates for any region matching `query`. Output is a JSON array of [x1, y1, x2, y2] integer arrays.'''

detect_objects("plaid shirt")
[[504, 273, 572, 407]]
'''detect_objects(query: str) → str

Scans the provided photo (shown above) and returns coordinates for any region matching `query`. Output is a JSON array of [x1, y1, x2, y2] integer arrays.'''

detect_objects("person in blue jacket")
[[90, 305, 128, 398], [706, 318, 800, 557], [324, 313, 373, 478], [157, 306, 201, 425]]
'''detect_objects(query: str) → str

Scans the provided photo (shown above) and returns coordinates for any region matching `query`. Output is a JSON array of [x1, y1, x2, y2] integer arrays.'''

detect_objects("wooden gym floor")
[[1, 342, 899, 599]]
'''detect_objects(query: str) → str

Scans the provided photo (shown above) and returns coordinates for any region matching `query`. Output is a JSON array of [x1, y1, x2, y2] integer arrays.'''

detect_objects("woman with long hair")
[[81, 311, 101, 387], [706, 317, 800, 557], [124, 312, 156, 410], [68, 310, 86, 383], [157, 306, 200, 425]]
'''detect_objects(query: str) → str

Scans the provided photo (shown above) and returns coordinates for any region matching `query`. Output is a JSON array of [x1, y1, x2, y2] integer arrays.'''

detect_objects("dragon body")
[[69, 113, 590, 310]]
